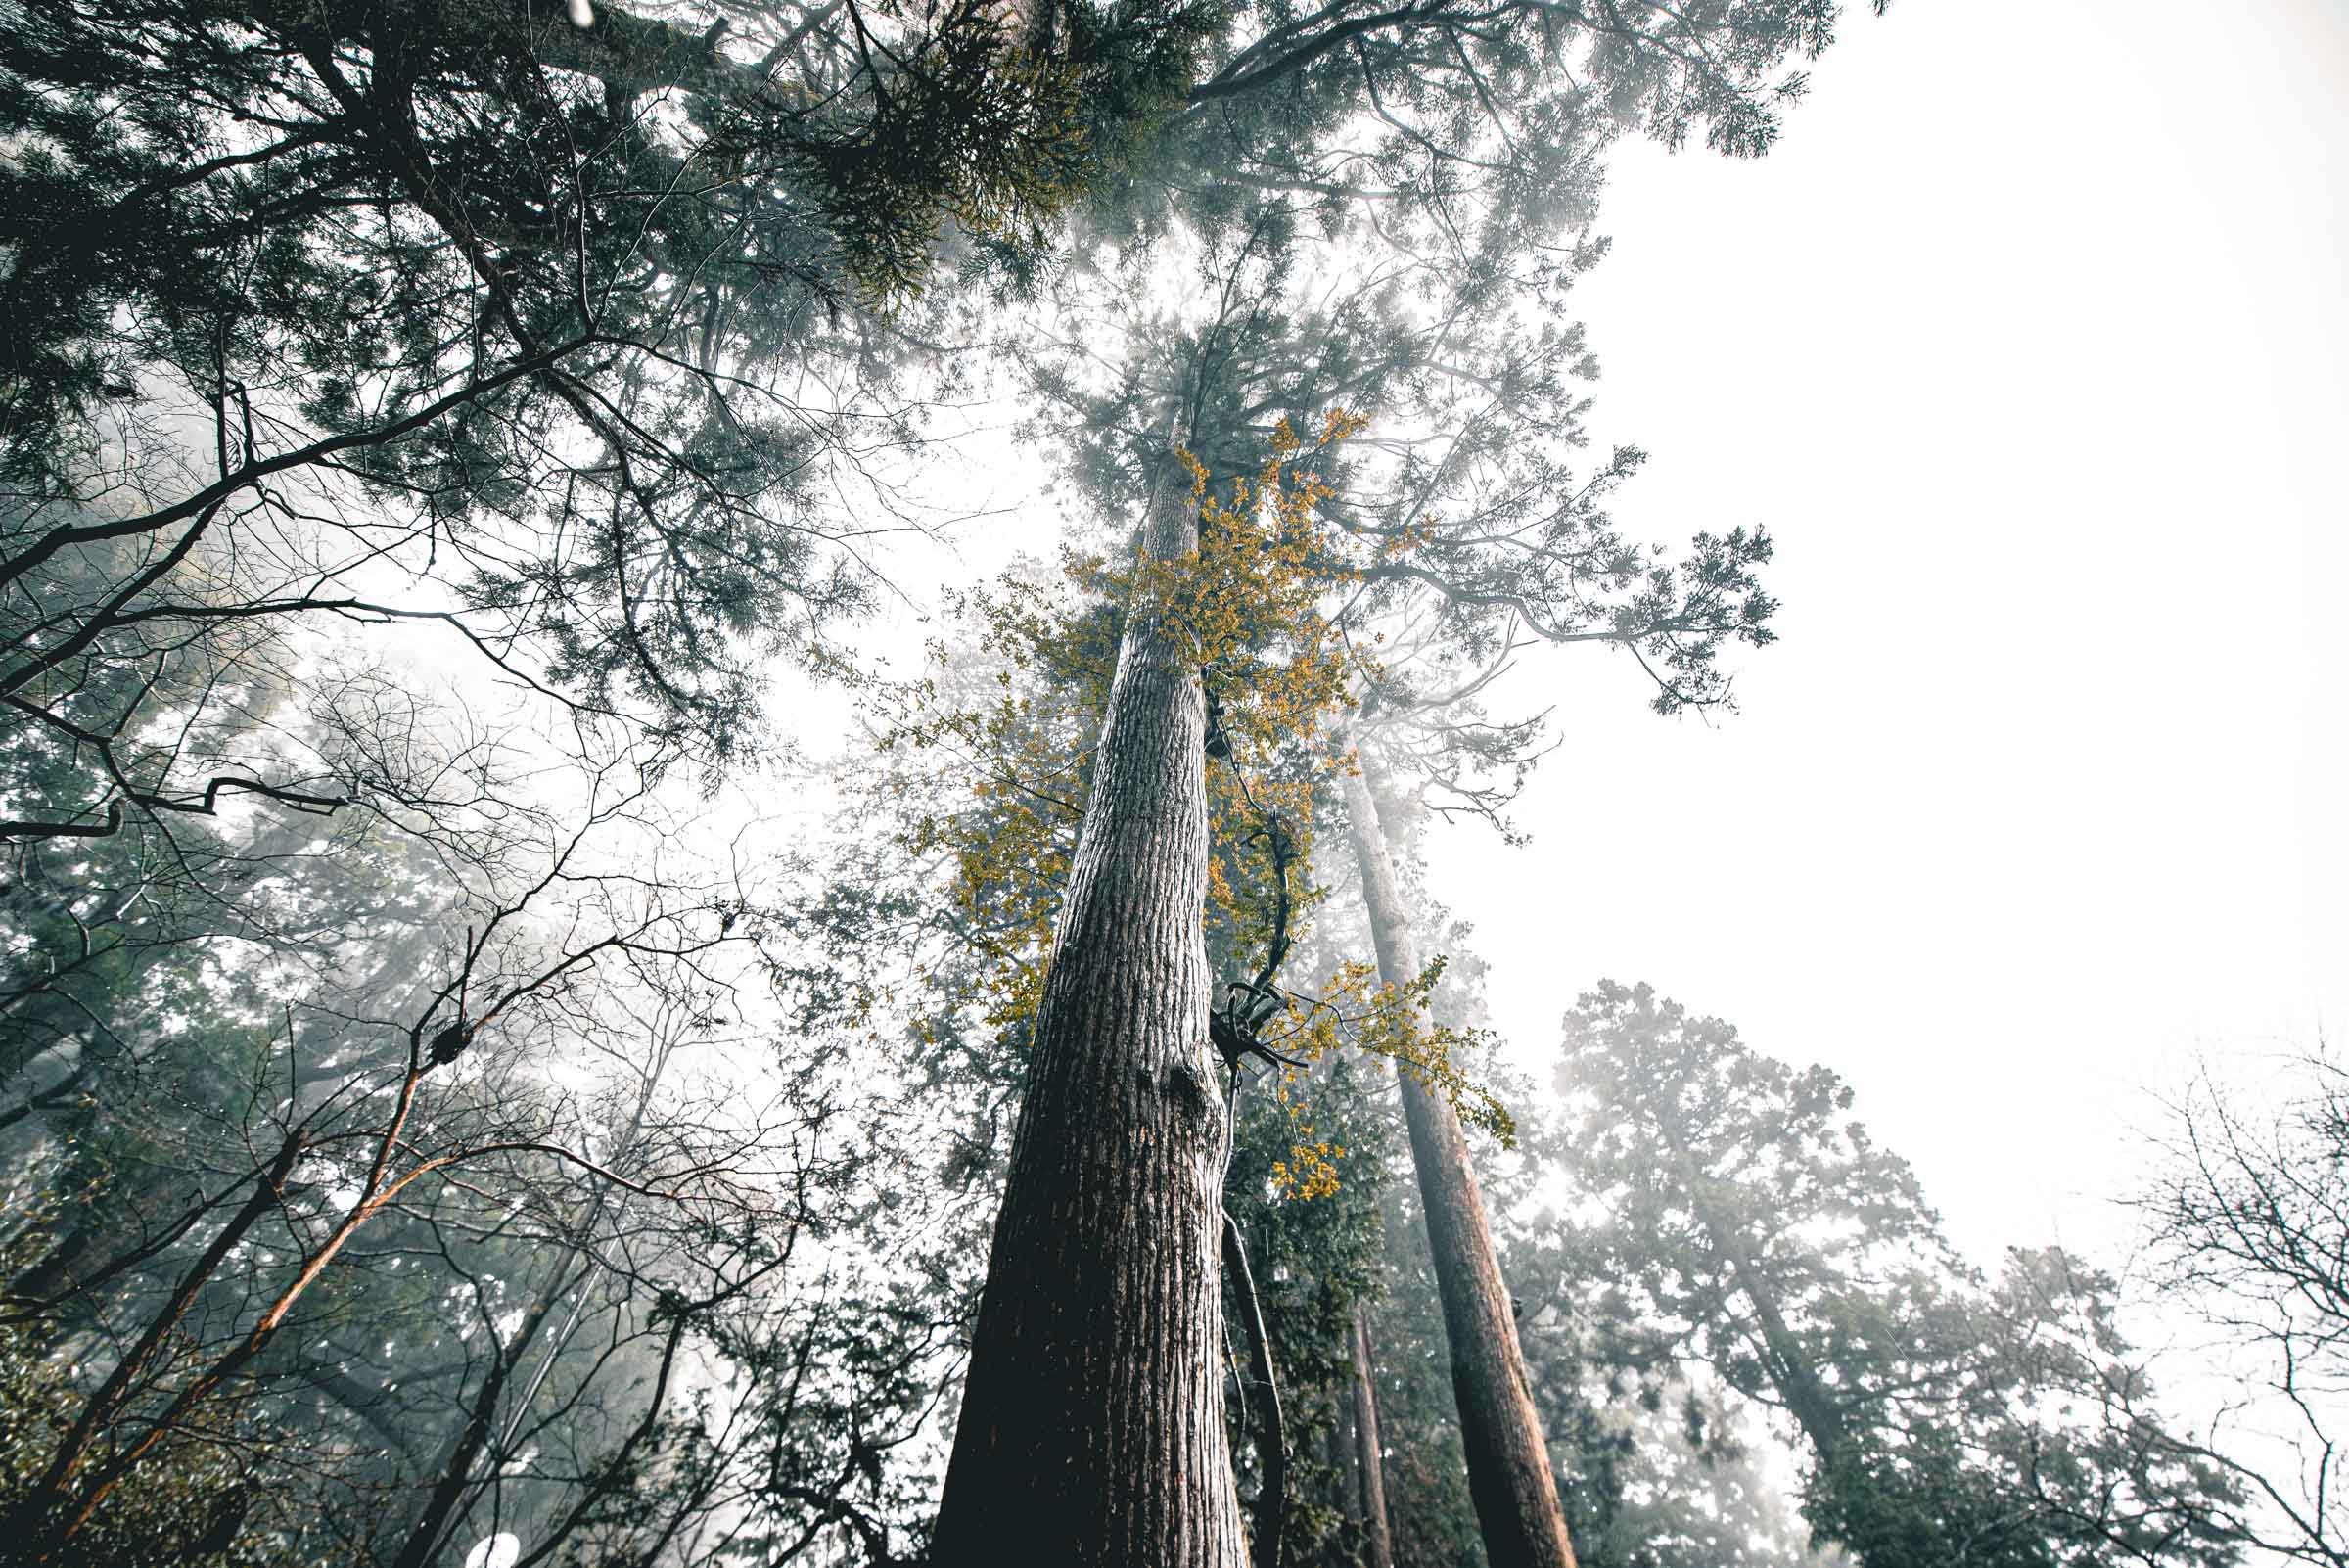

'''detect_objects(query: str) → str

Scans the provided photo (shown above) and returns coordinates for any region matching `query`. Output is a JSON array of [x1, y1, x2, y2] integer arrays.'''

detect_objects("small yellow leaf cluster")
[[862, 418, 1377, 1056], [1299, 957, 1517, 1150], [849, 416, 1515, 1199], [855, 572, 1112, 1042], [1268, 1072, 1346, 1201]]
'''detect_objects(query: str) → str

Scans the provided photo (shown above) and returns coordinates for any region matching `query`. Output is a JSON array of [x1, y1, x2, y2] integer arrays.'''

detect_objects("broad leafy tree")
[[1548, 980, 2243, 1568], [2136, 1053, 2349, 1567]]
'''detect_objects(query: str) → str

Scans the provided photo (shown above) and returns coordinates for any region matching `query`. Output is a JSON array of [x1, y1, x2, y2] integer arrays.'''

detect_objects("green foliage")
[[1304, 954, 1517, 1155], [860, 418, 1522, 1190], [0, 1320, 304, 1567], [0, 0, 1233, 809], [863, 421, 1363, 1043], [0, 0, 1909, 1558], [1221, 1056, 1398, 1565], [786, 19, 1090, 300], [1019, 227, 1780, 854], [1566, 1383, 1831, 1568], [1082, 0, 1891, 258]]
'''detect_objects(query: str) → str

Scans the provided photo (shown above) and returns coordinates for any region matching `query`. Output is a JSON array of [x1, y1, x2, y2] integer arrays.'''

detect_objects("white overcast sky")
[[1424, 0, 2349, 1268]]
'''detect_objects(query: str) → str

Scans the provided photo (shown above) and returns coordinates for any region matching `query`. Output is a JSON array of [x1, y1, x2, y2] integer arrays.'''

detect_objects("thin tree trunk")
[[1323, 1404, 1351, 1557], [1349, 1306, 1395, 1568], [296, 1353, 419, 1453], [392, 1265, 578, 1568], [933, 450, 1245, 1568], [1224, 1215, 1287, 1568], [402, 1041, 669, 1568], [1720, 1232, 1848, 1461], [1340, 756, 1577, 1568], [41, 1039, 447, 1548], [510, 1314, 690, 1568], [1667, 1143, 1848, 1462]]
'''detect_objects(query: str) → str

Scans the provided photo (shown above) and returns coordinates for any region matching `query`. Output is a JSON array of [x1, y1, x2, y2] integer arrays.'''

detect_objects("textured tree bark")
[[932, 454, 1245, 1568], [1349, 1305, 1396, 1568], [1341, 755, 1577, 1568]]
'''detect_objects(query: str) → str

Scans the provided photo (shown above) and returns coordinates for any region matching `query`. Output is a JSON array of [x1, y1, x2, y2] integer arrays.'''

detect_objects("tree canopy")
[[6, 3, 2312, 1567]]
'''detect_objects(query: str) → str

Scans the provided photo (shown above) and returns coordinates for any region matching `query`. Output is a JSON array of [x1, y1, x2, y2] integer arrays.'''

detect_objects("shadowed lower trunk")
[[1341, 755, 1577, 1568], [1323, 1403, 1352, 1555], [1224, 1215, 1287, 1568], [932, 449, 1245, 1568], [1350, 1305, 1395, 1568]]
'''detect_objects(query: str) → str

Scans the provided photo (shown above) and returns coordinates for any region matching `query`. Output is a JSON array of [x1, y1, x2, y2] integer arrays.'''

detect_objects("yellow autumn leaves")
[[868, 414, 1512, 1197]]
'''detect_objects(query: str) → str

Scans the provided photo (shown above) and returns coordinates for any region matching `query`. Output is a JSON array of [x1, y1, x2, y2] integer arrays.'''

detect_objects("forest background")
[[0, 0, 2342, 1565]]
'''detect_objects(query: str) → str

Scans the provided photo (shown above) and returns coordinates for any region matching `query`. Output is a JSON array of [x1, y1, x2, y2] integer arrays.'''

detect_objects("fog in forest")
[[0, 1, 2339, 1566]]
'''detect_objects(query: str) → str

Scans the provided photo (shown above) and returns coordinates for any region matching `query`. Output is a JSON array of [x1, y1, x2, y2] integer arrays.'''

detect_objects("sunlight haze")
[[1430, 0, 2349, 1267]]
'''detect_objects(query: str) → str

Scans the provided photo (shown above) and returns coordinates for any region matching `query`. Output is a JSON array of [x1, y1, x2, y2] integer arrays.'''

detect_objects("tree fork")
[[1667, 1139, 1850, 1463]]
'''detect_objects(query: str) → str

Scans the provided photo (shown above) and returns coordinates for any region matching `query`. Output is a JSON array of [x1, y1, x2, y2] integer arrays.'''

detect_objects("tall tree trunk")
[[1340, 756, 1577, 1568], [1718, 1232, 1848, 1463], [933, 452, 1245, 1568], [1349, 1306, 1395, 1568]]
